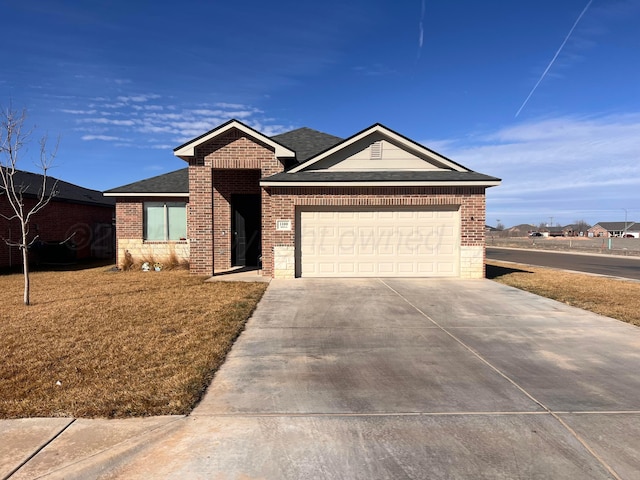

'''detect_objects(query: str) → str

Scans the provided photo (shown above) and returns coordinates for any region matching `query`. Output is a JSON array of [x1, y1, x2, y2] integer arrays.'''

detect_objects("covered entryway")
[[231, 194, 261, 267], [297, 206, 460, 277]]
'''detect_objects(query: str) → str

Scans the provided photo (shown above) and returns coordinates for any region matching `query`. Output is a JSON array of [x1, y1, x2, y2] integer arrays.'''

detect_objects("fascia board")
[[260, 180, 502, 188], [173, 121, 295, 159], [103, 192, 188, 197]]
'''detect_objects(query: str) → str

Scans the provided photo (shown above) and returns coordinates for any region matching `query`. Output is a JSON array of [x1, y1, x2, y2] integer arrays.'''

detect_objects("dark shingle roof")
[[271, 127, 343, 163], [261, 170, 501, 184], [1, 168, 114, 207], [105, 168, 189, 195], [594, 222, 636, 231]]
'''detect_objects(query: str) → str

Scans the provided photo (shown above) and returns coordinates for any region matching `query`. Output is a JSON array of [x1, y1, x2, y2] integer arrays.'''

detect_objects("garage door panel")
[[300, 208, 460, 277]]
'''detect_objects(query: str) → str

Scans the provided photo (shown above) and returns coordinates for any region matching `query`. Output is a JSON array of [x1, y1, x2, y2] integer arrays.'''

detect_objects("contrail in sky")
[[515, 0, 594, 118], [417, 0, 426, 60]]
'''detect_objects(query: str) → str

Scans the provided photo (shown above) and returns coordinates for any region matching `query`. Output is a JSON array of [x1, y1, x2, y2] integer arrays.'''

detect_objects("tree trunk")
[[22, 236, 30, 306]]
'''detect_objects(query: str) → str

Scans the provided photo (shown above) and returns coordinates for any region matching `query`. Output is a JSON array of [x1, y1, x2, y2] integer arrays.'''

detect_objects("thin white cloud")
[[116, 94, 161, 103], [81, 117, 137, 126], [62, 94, 293, 150], [60, 108, 97, 115], [81, 134, 124, 141], [427, 113, 640, 225]]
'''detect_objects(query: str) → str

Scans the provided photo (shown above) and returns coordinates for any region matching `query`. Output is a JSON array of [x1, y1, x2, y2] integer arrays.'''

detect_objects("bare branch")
[[59, 231, 76, 244], [3, 238, 22, 248], [27, 235, 41, 248]]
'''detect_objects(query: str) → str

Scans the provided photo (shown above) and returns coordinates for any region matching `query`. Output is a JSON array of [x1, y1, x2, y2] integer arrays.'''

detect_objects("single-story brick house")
[[1, 169, 115, 268], [588, 222, 637, 238], [105, 120, 500, 278]]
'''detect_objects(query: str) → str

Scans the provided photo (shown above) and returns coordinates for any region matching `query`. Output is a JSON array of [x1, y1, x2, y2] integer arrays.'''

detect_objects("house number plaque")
[[276, 220, 292, 231]]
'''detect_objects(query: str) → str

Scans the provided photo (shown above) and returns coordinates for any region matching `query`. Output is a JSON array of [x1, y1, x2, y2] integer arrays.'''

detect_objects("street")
[[487, 247, 640, 280]]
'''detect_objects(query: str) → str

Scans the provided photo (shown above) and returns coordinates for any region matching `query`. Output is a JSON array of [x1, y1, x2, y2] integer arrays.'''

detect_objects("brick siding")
[[1, 198, 114, 268]]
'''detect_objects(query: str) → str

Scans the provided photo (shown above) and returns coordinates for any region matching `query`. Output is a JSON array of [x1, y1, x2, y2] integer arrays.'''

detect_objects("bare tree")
[[573, 219, 590, 235], [0, 106, 58, 305]]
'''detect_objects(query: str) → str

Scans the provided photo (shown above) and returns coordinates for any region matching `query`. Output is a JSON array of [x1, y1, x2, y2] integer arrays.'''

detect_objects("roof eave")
[[173, 119, 295, 160], [260, 180, 502, 188], [103, 192, 188, 197]]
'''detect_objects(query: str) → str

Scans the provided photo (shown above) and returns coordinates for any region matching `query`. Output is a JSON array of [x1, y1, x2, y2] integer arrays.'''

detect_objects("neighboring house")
[[626, 224, 640, 239], [588, 222, 637, 238], [562, 223, 591, 237], [1, 169, 115, 268], [507, 224, 537, 237], [105, 120, 501, 278], [540, 226, 565, 237]]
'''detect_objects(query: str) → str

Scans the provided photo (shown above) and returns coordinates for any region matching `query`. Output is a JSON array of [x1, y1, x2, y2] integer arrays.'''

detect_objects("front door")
[[231, 194, 261, 267]]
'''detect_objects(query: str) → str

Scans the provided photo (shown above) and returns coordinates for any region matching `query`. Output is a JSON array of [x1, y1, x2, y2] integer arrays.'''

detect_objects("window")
[[144, 202, 187, 241]]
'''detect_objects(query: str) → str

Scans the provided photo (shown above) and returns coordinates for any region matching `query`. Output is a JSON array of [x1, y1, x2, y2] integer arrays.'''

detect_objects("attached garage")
[[297, 206, 460, 277]]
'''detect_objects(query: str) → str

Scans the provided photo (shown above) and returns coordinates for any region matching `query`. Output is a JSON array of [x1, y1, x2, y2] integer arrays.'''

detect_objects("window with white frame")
[[144, 202, 187, 241]]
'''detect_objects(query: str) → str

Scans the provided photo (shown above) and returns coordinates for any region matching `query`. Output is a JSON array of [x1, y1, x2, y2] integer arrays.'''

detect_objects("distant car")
[[624, 234, 635, 238], [529, 232, 543, 237]]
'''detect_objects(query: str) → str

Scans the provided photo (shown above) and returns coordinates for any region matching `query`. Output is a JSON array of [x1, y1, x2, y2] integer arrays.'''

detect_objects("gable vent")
[[370, 141, 383, 159]]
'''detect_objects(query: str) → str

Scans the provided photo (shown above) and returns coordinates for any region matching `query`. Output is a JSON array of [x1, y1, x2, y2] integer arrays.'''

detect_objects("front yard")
[[0, 267, 267, 419]]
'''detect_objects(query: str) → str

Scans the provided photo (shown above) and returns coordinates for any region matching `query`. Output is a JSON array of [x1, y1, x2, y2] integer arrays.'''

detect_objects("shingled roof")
[[593, 221, 637, 231], [104, 168, 188, 195], [1, 168, 114, 207], [271, 127, 343, 163]]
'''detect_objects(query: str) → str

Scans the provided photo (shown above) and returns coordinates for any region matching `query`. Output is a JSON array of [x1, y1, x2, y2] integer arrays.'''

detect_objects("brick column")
[[188, 165, 214, 275]]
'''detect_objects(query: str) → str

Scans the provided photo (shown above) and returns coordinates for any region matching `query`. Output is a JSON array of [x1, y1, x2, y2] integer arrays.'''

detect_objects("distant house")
[[507, 224, 537, 237], [624, 223, 640, 239], [540, 226, 565, 237], [1, 169, 115, 268], [588, 222, 637, 238], [562, 223, 591, 237]]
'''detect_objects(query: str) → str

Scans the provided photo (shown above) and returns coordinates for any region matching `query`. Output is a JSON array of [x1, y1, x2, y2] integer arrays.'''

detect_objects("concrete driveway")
[[7, 278, 640, 479]]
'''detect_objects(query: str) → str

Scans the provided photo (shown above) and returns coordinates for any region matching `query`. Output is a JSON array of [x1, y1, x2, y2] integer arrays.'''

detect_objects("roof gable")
[[174, 119, 295, 160], [289, 124, 467, 174]]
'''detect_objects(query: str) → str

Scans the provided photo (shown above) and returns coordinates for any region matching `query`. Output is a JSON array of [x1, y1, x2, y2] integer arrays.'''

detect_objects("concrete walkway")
[[3, 278, 640, 479]]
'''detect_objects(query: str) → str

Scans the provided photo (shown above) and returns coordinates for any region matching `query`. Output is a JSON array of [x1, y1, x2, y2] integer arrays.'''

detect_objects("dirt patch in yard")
[[0, 267, 267, 419], [487, 260, 640, 327]]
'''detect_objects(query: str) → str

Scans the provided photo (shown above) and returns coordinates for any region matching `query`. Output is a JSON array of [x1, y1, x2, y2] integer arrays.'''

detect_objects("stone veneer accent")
[[273, 245, 295, 279], [460, 245, 485, 279], [117, 239, 189, 267]]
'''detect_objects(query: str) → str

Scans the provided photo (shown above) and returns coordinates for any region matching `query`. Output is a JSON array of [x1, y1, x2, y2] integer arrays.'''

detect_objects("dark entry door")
[[231, 194, 261, 267]]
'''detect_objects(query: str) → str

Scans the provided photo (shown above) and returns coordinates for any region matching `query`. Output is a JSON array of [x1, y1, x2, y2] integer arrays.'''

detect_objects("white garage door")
[[299, 207, 460, 277]]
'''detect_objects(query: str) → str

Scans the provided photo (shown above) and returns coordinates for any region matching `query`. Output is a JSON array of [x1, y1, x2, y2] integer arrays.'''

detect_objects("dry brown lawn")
[[487, 260, 640, 326], [0, 267, 267, 419]]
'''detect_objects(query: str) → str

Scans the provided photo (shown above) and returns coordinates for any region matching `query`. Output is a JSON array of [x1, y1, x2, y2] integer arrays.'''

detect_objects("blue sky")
[[2, 0, 639, 228]]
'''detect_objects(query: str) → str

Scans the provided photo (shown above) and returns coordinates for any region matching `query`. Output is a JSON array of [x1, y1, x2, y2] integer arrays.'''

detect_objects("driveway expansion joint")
[[378, 278, 624, 480], [2, 418, 76, 480]]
